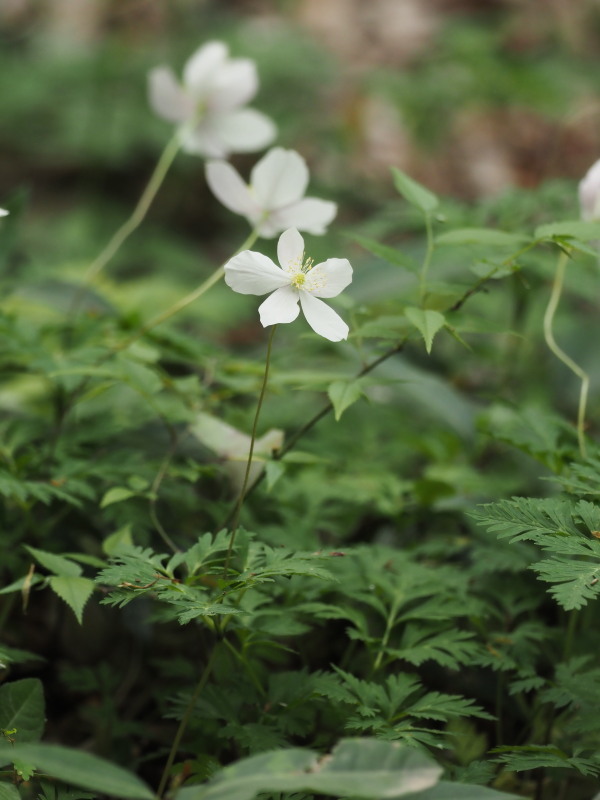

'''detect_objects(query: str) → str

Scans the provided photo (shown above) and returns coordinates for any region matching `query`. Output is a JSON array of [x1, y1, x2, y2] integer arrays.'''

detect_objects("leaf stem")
[[223, 325, 277, 578], [542, 250, 589, 458], [70, 131, 182, 315], [157, 643, 218, 799], [419, 212, 434, 303]]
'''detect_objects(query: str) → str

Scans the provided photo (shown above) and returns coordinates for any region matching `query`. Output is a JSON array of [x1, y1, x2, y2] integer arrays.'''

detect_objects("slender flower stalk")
[[70, 131, 182, 314], [115, 228, 261, 353], [157, 644, 218, 799], [543, 251, 589, 459], [223, 325, 277, 578]]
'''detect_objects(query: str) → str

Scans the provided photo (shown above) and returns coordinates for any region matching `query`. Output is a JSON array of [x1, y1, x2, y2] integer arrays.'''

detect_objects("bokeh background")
[[3, 0, 600, 244]]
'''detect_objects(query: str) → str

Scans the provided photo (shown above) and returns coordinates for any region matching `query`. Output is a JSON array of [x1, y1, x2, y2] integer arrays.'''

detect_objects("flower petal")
[[251, 148, 308, 209], [299, 292, 349, 341], [258, 286, 300, 327], [305, 258, 353, 298], [183, 41, 228, 96], [206, 161, 258, 217], [148, 67, 194, 123], [225, 250, 290, 295], [579, 158, 600, 221], [207, 109, 277, 155], [0, 209, 8, 217], [269, 197, 337, 236], [277, 228, 305, 270], [207, 59, 258, 111]]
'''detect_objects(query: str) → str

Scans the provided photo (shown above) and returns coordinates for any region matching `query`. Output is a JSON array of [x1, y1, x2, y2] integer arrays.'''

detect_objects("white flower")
[[579, 159, 600, 221], [224, 228, 352, 342], [206, 147, 337, 238], [0, 209, 8, 217], [148, 41, 276, 158]]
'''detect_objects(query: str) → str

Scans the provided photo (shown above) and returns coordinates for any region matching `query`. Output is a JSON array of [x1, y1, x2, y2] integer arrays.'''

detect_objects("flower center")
[[291, 272, 306, 289]]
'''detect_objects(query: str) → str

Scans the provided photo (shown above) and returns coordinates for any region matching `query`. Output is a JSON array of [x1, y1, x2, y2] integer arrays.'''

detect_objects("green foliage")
[[2, 7, 600, 800]]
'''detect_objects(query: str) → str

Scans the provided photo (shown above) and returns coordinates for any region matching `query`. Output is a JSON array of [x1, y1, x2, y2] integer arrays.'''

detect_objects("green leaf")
[[177, 738, 442, 800], [328, 379, 365, 421], [100, 487, 137, 508], [391, 168, 439, 213], [351, 235, 419, 272], [48, 576, 95, 624], [534, 220, 600, 241], [265, 459, 285, 491], [436, 228, 528, 247], [0, 743, 155, 799], [103, 524, 135, 556], [0, 783, 21, 800], [24, 546, 81, 577], [0, 679, 45, 742], [403, 784, 520, 799], [404, 308, 446, 354]]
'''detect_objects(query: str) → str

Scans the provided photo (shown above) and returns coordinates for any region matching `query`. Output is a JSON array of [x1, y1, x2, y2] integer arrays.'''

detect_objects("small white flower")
[[148, 41, 276, 158], [579, 159, 600, 221], [206, 147, 337, 238], [224, 228, 352, 342], [0, 209, 8, 217]]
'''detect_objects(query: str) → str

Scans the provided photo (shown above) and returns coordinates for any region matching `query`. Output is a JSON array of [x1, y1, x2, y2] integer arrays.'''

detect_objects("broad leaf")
[[404, 308, 446, 354], [0, 679, 45, 742], [24, 547, 81, 577], [48, 576, 95, 624], [0, 743, 155, 800], [391, 168, 439, 213], [328, 379, 365, 421], [177, 738, 441, 800]]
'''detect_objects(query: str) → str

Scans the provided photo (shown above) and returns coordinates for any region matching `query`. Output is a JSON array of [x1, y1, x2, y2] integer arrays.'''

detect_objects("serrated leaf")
[[0, 743, 154, 799], [24, 546, 81, 577], [436, 228, 528, 247], [351, 235, 419, 272], [100, 487, 137, 508], [48, 576, 95, 624], [0, 679, 45, 742], [391, 168, 439, 213], [328, 379, 365, 421], [404, 308, 446, 354]]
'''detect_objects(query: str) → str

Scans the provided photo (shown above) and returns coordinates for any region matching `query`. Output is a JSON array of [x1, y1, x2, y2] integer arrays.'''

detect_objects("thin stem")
[[419, 212, 434, 303], [157, 643, 218, 799], [223, 325, 277, 578], [70, 131, 182, 315], [104, 228, 261, 357], [543, 250, 589, 458], [149, 429, 181, 554]]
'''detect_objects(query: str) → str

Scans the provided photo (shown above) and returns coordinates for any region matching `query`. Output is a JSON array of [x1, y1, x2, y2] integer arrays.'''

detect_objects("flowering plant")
[[148, 41, 276, 157], [206, 147, 337, 237], [224, 228, 352, 341], [579, 158, 600, 221]]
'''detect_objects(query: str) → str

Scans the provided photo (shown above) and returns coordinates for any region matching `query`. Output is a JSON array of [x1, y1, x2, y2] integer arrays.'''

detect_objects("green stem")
[[70, 131, 182, 315], [419, 212, 434, 303], [542, 250, 589, 458], [372, 597, 401, 673], [223, 325, 277, 578], [107, 228, 261, 356], [157, 643, 218, 799]]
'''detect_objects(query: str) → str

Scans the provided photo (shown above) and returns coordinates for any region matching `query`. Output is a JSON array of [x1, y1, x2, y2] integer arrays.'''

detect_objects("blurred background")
[[2, 0, 600, 237]]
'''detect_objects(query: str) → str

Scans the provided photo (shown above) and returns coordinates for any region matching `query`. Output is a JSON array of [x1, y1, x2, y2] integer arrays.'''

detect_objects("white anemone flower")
[[224, 228, 352, 342], [148, 41, 276, 158], [206, 147, 337, 238], [579, 159, 600, 221]]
